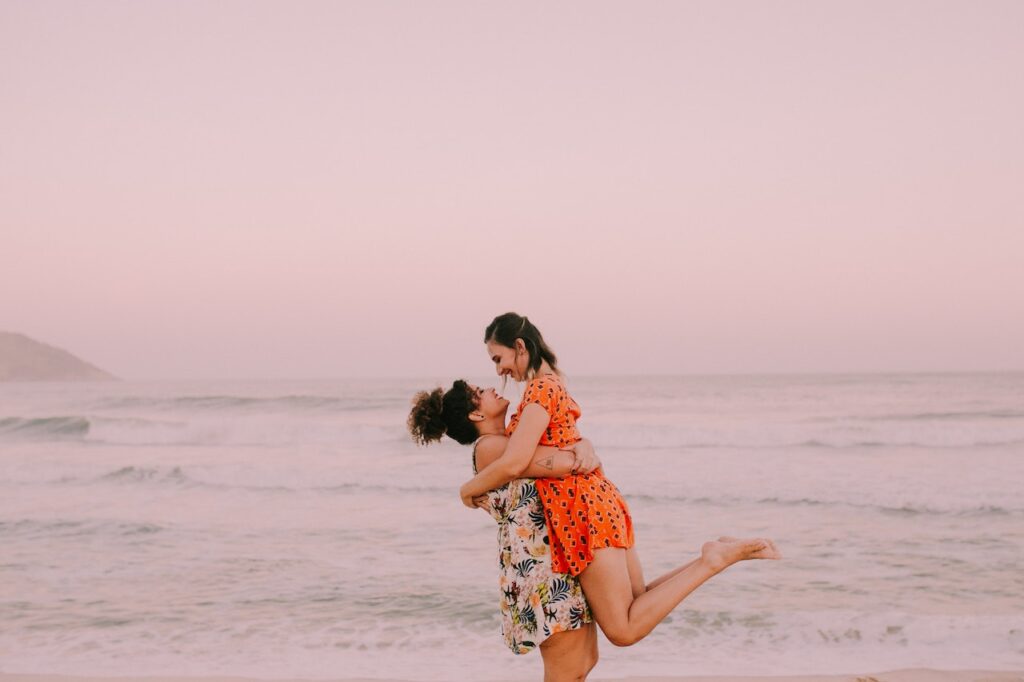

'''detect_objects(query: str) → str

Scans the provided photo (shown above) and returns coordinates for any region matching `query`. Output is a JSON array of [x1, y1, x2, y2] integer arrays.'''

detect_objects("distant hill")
[[0, 332, 117, 381]]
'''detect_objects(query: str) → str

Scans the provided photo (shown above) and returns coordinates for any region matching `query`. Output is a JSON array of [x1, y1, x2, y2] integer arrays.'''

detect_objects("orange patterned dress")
[[506, 374, 634, 576]]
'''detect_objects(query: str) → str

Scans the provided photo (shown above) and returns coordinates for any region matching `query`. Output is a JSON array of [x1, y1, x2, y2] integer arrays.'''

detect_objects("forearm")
[[461, 459, 521, 499], [463, 448, 575, 495], [521, 446, 577, 478]]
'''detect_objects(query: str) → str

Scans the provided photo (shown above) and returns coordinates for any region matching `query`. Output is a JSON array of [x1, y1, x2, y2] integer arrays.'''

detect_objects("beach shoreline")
[[1, 668, 1022, 682]]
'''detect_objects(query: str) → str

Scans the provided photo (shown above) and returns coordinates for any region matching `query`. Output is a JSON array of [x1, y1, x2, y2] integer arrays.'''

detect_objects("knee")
[[603, 626, 640, 647]]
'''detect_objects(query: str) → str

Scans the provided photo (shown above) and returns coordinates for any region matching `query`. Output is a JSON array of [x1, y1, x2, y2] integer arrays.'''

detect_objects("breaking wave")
[[0, 416, 90, 439]]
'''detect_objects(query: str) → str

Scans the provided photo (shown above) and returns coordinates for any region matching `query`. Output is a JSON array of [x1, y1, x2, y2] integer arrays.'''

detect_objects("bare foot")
[[700, 537, 782, 573], [760, 538, 782, 559]]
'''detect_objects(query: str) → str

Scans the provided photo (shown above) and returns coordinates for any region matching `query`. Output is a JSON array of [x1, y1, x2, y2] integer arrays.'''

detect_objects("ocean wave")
[[48, 466, 1022, 516], [0, 416, 90, 439], [65, 465, 449, 495], [812, 409, 1024, 422], [94, 394, 401, 413], [1, 605, 1020, 679], [0, 519, 166, 537], [6, 405, 1023, 450], [99, 466, 191, 486], [0, 413, 405, 446], [580, 416, 1024, 450], [626, 438, 1024, 449], [0, 415, 197, 445], [759, 497, 1019, 517], [627, 491, 1023, 517], [792, 437, 1024, 449], [600, 436, 1024, 451]]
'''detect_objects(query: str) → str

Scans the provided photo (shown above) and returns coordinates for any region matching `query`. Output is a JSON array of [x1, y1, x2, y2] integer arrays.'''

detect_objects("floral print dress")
[[474, 442, 592, 654]]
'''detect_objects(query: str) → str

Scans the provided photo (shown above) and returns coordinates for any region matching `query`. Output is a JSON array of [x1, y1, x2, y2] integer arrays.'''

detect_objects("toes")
[[755, 539, 782, 559]]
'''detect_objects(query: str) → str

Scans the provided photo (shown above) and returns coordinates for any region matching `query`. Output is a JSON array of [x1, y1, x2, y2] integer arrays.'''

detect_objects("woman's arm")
[[460, 403, 549, 505], [475, 435, 601, 479]]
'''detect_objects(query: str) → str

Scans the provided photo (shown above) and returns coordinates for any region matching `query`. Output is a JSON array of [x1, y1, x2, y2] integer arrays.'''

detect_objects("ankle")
[[696, 553, 727, 576]]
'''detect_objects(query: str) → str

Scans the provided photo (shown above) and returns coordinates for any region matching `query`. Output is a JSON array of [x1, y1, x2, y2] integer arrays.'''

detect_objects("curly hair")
[[407, 380, 479, 446]]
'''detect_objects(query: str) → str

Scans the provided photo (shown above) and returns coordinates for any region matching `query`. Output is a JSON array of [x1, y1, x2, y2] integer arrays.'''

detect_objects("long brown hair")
[[484, 312, 560, 380]]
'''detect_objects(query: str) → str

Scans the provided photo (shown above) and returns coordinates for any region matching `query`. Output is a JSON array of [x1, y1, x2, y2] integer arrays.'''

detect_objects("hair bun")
[[408, 387, 447, 445]]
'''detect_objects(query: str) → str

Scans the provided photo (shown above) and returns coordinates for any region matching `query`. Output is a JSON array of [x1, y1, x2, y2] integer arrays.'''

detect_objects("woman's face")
[[486, 339, 526, 381], [469, 383, 509, 418]]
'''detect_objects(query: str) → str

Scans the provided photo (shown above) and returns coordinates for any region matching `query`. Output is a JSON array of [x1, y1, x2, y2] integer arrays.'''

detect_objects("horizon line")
[[43, 368, 1024, 383]]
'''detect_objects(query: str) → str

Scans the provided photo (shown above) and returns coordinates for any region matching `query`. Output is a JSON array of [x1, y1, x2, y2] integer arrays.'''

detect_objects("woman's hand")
[[566, 438, 601, 474], [460, 482, 491, 510]]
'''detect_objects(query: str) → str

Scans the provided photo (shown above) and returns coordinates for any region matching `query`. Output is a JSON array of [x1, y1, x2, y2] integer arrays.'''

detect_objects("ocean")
[[1, 373, 1022, 679]]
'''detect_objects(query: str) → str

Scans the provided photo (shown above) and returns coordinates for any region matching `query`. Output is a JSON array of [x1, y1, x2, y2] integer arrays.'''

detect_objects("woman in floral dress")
[[409, 380, 601, 681]]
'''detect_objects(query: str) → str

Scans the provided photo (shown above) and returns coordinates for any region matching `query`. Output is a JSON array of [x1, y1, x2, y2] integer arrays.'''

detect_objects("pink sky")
[[2, 1, 1022, 379]]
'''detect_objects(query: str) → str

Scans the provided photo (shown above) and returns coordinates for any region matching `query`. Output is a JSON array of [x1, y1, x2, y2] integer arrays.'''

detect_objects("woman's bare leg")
[[632, 536, 756, 595], [625, 546, 646, 598], [539, 622, 599, 682], [580, 538, 780, 647], [626, 547, 709, 598]]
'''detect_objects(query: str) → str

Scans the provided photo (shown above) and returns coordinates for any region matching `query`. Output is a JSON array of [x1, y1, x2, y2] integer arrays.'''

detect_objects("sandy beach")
[[1, 668, 1022, 682]]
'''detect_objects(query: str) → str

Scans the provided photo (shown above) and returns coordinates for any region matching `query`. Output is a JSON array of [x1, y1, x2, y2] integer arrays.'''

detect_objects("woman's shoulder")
[[521, 373, 570, 411], [524, 373, 566, 393], [473, 433, 509, 471]]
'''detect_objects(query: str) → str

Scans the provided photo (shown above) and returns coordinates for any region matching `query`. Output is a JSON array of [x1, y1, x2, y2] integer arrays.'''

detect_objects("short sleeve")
[[522, 377, 563, 418]]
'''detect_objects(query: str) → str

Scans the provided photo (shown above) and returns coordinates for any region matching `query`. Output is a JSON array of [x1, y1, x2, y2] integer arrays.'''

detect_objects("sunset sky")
[[2, 1, 1022, 379]]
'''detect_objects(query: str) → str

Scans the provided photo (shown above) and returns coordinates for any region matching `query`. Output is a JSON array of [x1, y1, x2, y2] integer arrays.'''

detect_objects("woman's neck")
[[476, 416, 506, 437], [476, 407, 510, 437], [536, 360, 556, 377]]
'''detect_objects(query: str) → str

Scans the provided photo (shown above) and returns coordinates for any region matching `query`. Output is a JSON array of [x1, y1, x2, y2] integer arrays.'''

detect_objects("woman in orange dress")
[[460, 313, 783, 647]]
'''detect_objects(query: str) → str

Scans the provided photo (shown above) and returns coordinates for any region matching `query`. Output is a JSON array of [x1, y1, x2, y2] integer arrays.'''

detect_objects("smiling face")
[[486, 339, 527, 381], [468, 383, 509, 420]]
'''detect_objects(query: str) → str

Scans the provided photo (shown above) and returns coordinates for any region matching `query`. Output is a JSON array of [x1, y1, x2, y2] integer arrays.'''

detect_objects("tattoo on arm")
[[538, 455, 554, 471]]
